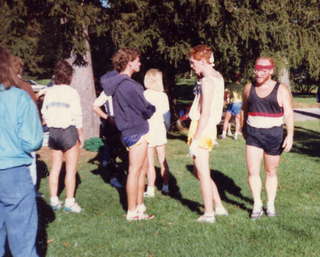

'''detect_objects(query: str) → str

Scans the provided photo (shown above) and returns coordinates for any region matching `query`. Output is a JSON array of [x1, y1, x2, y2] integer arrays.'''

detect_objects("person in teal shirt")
[[0, 46, 43, 257]]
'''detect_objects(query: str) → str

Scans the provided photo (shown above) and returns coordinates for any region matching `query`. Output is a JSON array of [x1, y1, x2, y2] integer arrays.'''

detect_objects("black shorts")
[[48, 126, 79, 151], [246, 125, 284, 155]]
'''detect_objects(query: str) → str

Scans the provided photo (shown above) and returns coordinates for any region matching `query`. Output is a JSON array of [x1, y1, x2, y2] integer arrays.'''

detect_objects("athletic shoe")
[[220, 134, 226, 139], [110, 177, 123, 188], [227, 131, 233, 137], [197, 215, 215, 223], [50, 200, 62, 211], [161, 184, 169, 194], [64, 201, 82, 213], [144, 191, 155, 198], [233, 134, 238, 140], [250, 208, 264, 220], [215, 206, 229, 216], [266, 205, 277, 217]]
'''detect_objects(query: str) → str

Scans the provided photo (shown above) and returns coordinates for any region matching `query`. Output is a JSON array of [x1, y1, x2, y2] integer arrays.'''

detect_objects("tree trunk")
[[68, 38, 100, 139], [278, 58, 291, 90]]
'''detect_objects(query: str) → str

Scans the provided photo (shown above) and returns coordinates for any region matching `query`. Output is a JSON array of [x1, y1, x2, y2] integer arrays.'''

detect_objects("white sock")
[[127, 209, 137, 218]]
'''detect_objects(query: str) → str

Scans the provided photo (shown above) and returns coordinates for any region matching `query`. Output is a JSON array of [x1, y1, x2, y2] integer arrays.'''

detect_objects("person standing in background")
[[143, 69, 171, 197], [41, 60, 84, 213]]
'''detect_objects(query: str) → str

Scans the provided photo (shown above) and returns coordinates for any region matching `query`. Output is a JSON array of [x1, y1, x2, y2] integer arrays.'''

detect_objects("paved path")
[[294, 108, 320, 121]]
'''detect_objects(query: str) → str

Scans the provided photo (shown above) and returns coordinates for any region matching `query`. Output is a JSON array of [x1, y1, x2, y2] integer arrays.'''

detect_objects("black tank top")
[[247, 82, 283, 117]]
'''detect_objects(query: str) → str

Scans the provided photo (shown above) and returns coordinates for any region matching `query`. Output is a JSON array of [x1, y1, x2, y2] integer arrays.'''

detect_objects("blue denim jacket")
[[0, 84, 43, 169]]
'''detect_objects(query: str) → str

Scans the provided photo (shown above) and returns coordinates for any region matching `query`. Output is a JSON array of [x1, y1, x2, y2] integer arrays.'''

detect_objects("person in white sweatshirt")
[[144, 69, 171, 197], [41, 60, 84, 213]]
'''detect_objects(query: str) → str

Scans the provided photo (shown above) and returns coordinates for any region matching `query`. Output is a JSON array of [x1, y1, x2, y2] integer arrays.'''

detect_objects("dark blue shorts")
[[121, 133, 146, 149], [48, 126, 79, 152], [245, 125, 284, 155], [226, 102, 242, 115]]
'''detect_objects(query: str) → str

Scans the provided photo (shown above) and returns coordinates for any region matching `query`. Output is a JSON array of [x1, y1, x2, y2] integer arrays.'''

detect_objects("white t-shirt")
[[93, 91, 114, 116], [41, 85, 83, 129], [144, 89, 170, 147]]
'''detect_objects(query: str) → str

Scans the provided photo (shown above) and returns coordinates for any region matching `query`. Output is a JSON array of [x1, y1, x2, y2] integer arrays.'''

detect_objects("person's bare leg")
[[222, 111, 232, 137], [264, 153, 280, 214], [155, 145, 169, 185], [234, 114, 241, 139], [127, 140, 148, 213], [48, 150, 63, 198], [246, 145, 264, 210], [146, 147, 156, 186], [194, 149, 214, 216], [64, 143, 80, 199], [137, 151, 148, 205]]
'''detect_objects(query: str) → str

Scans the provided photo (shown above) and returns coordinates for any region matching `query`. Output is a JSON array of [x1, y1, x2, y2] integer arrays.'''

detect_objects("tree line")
[[1, 0, 319, 138]]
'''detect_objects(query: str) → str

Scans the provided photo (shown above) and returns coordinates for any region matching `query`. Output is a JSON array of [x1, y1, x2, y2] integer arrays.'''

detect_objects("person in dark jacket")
[[102, 48, 155, 221]]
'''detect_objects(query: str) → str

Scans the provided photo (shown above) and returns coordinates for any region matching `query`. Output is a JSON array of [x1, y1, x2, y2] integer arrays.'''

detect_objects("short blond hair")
[[144, 68, 164, 92]]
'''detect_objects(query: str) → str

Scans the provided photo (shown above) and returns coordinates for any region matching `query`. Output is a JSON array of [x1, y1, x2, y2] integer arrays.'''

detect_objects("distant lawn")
[[292, 94, 319, 108], [31, 120, 320, 257]]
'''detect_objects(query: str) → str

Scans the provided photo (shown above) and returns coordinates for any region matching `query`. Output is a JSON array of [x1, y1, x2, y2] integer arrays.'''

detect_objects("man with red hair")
[[242, 57, 294, 219], [187, 45, 228, 223]]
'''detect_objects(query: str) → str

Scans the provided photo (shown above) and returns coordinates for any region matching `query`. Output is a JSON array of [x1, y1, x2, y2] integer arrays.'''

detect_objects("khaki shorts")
[[187, 120, 217, 151]]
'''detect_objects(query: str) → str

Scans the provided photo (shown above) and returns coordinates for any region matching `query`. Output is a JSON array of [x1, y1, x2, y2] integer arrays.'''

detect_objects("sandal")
[[138, 213, 155, 220]]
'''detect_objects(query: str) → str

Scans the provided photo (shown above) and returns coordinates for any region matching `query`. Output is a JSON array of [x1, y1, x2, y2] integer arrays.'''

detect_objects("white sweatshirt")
[[41, 85, 83, 129]]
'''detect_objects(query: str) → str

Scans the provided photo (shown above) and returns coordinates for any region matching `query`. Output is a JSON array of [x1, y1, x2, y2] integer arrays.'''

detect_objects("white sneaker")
[[215, 206, 229, 216], [227, 131, 233, 137], [110, 177, 123, 188], [50, 200, 62, 211], [144, 191, 155, 198], [233, 134, 238, 140], [64, 201, 82, 213], [197, 215, 215, 223]]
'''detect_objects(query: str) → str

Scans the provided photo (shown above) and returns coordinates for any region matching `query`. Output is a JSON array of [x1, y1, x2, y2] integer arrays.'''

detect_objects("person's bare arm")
[[279, 84, 294, 152], [240, 83, 251, 138], [92, 104, 108, 120], [193, 78, 214, 141]]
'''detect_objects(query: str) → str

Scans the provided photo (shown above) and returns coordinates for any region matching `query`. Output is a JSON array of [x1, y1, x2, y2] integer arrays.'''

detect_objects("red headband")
[[255, 64, 274, 70]]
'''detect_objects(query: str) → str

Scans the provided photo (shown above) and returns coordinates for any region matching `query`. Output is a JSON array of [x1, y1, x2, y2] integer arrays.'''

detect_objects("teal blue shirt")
[[0, 84, 43, 169]]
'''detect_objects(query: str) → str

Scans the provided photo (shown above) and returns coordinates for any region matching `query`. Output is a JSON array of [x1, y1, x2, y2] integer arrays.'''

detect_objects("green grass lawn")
[[35, 120, 320, 257]]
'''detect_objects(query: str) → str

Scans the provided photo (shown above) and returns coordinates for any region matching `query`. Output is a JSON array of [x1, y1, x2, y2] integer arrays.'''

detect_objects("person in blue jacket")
[[0, 46, 43, 257], [102, 48, 155, 221]]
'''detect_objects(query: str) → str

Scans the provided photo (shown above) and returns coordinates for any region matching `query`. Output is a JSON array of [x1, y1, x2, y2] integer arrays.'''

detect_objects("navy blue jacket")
[[101, 72, 155, 137]]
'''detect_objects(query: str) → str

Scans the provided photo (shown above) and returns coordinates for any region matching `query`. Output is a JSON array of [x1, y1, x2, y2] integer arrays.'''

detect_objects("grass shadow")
[[186, 165, 253, 214], [292, 126, 320, 159], [165, 168, 203, 215], [89, 145, 128, 211]]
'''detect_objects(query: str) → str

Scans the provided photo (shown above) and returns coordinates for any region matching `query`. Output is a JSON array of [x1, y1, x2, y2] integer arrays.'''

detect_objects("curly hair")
[[53, 60, 73, 85], [112, 48, 140, 72], [188, 44, 212, 63], [0, 46, 18, 88]]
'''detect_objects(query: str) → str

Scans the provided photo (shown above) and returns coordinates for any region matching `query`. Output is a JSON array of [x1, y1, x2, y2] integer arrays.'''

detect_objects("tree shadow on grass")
[[186, 165, 253, 214], [89, 145, 128, 211], [291, 126, 320, 159]]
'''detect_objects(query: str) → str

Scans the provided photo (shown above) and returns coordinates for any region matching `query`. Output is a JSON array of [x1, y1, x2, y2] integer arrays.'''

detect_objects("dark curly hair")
[[0, 46, 19, 88], [53, 60, 73, 85], [112, 48, 140, 72]]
